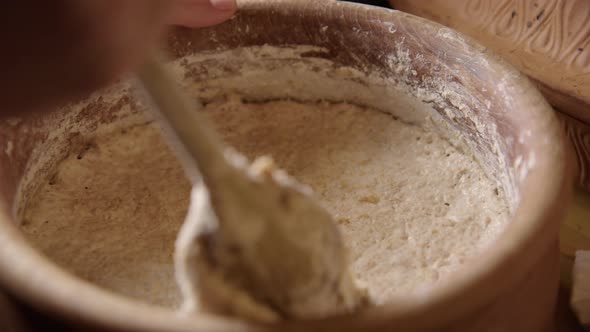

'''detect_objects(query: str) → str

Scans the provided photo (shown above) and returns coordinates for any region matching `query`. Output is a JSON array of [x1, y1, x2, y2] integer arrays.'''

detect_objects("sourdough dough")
[[20, 97, 509, 307]]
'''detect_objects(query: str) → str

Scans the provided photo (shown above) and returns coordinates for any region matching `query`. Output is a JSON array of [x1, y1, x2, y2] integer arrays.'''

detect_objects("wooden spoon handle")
[[136, 55, 232, 184]]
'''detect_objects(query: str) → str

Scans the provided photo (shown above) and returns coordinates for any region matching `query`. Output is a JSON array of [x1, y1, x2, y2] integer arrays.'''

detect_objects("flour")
[[20, 97, 509, 307], [21, 123, 188, 307]]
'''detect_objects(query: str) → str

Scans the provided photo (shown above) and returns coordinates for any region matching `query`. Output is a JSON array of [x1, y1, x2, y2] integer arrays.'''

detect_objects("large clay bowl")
[[0, 1, 571, 331]]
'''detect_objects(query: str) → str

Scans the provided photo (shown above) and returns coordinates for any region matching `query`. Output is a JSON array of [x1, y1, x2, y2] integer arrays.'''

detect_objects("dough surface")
[[20, 97, 509, 307]]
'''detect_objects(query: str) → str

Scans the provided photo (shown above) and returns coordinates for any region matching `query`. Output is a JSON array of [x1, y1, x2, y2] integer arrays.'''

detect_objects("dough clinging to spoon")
[[175, 154, 368, 322], [137, 58, 367, 322]]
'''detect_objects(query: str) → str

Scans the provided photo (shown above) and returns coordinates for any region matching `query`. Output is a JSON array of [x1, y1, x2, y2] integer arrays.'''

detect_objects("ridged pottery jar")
[[0, 1, 572, 331]]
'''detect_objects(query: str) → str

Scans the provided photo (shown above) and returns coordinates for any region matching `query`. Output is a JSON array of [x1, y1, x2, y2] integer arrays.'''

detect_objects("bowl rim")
[[0, 1, 571, 331]]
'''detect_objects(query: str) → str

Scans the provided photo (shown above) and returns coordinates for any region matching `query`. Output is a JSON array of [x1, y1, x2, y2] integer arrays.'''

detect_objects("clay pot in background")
[[391, 0, 590, 191], [0, 1, 571, 331]]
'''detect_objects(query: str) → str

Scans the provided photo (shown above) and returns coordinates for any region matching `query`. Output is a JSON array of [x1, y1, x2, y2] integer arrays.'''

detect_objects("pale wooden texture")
[[0, 1, 571, 331]]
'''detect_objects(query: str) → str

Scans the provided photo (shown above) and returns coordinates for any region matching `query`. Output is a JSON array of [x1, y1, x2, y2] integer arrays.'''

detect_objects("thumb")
[[167, 0, 237, 28]]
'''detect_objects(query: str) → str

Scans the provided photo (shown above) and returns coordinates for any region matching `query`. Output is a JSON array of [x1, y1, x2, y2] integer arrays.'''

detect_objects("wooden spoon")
[[136, 56, 367, 322]]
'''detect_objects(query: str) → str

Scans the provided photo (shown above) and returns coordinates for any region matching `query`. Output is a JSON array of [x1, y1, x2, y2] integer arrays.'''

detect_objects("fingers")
[[167, 0, 237, 28], [0, 0, 238, 114], [0, 0, 171, 113]]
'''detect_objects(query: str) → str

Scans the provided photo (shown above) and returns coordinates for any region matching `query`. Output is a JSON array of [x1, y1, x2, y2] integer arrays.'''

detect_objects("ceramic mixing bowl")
[[0, 1, 571, 331]]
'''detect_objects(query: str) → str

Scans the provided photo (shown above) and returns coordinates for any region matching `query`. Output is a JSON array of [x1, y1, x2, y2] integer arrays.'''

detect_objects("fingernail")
[[210, 0, 237, 11]]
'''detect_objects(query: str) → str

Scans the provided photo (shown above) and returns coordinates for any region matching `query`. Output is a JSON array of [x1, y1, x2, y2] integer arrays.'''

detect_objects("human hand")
[[0, 0, 237, 114]]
